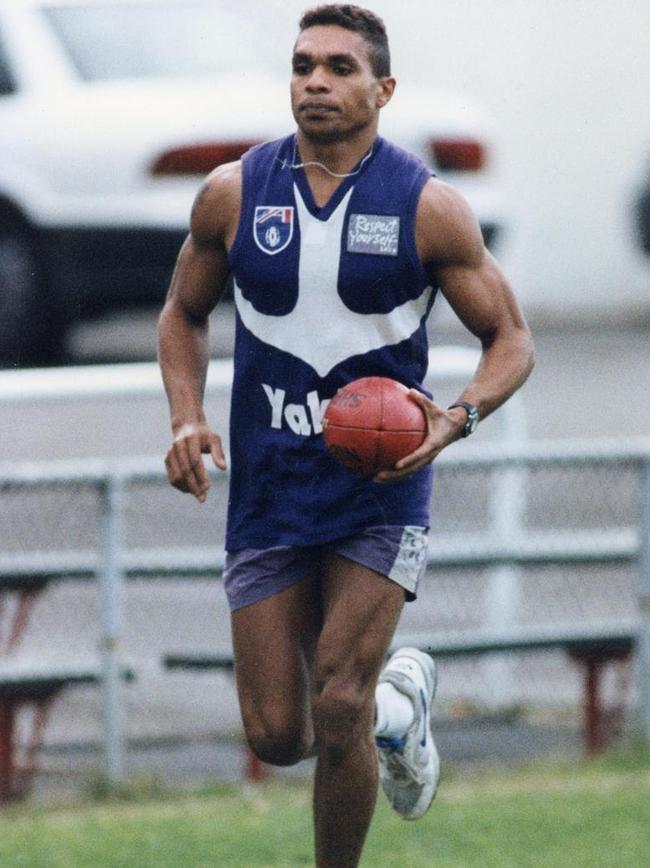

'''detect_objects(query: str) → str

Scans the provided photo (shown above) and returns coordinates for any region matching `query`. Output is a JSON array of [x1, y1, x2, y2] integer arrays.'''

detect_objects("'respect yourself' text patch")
[[347, 214, 400, 256]]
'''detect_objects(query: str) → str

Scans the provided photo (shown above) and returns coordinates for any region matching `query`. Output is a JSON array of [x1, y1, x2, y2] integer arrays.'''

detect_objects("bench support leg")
[[584, 657, 604, 756], [567, 643, 632, 757], [0, 689, 65, 803], [5, 589, 46, 655], [0, 700, 16, 802], [15, 696, 56, 798]]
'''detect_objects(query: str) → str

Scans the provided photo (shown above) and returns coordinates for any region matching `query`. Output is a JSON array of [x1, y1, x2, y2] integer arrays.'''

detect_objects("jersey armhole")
[[406, 168, 435, 286], [227, 154, 251, 268]]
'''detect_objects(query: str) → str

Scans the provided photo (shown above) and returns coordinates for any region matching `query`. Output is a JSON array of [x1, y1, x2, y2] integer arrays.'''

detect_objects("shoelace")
[[382, 748, 417, 782]]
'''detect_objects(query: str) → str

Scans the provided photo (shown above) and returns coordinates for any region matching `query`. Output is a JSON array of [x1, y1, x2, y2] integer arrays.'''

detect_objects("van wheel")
[[0, 228, 65, 365]]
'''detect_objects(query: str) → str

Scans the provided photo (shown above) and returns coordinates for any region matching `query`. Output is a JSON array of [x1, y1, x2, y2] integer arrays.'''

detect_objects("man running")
[[158, 5, 534, 866]]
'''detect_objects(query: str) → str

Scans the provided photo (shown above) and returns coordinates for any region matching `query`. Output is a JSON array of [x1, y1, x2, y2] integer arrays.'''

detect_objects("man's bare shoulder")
[[416, 177, 485, 269], [190, 160, 243, 245]]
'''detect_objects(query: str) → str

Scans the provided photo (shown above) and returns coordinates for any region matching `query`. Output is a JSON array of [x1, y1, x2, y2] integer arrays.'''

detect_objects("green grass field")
[[0, 749, 648, 867]]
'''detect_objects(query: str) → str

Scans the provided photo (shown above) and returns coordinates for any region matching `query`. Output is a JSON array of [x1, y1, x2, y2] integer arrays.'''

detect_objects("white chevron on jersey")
[[234, 184, 433, 378]]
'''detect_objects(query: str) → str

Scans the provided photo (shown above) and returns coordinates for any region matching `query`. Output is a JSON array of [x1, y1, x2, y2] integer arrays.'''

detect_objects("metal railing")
[[2, 354, 649, 781], [1, 439, 649, 781]]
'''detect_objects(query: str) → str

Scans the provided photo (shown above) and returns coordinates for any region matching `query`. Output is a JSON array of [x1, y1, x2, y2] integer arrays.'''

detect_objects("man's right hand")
[[164, 422, 227, 503]]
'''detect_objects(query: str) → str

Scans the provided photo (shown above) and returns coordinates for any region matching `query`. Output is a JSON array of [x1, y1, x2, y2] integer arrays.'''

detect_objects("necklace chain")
[[284, 143, 374, 179]]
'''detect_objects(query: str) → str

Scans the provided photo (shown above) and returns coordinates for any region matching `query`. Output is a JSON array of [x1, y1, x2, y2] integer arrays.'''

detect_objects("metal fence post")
[[99, 472, 126, 782], [638, 457, 650, 741], [483, 394, 528, 706]]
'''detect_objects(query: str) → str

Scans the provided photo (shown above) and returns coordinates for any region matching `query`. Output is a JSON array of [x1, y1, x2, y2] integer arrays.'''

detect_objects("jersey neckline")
[[290, 134, 383, 222]]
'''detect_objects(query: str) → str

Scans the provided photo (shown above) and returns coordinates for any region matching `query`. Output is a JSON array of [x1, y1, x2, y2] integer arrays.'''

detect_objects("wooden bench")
[[397, 622, 638, 756], [0, 579, 135, 802], [0, 664, 134, 801], [164, 619, 639, 776]]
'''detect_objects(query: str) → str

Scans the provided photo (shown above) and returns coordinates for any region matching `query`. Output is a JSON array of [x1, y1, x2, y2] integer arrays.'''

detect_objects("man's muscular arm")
[[158, 162, 241, 501], [375, 178, 534, 482]]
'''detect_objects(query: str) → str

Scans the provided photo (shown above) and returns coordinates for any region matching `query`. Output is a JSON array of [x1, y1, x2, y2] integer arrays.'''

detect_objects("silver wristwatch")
[[448, 401, 480, 437]]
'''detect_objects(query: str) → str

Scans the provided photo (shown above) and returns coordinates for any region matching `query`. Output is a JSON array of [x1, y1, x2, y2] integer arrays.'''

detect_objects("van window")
[[43, 3, 282, 82]]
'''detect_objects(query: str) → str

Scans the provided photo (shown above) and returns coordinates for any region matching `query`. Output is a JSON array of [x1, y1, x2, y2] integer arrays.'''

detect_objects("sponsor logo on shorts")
[[389, 526, 429, 593]]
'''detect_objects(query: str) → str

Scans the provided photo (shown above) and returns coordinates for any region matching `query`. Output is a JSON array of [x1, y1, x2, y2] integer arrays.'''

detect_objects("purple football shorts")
[[223, 525, 429, 612]]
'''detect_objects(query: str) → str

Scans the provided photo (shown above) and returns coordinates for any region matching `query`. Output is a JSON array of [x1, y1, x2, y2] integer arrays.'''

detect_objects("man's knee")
[[243, 707, 311, 767], [312, 679, 371, 761]]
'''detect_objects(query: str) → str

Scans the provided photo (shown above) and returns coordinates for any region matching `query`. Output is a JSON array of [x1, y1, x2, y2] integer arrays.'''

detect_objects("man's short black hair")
[[298, 4, 391, 78]]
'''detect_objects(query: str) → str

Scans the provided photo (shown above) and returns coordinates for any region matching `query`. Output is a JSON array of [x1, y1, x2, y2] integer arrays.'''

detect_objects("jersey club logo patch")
[[254, 206, 295, 255]]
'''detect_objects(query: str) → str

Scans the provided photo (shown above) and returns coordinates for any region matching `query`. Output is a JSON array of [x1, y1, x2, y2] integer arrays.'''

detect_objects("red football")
[[322, 377, 427, 477]]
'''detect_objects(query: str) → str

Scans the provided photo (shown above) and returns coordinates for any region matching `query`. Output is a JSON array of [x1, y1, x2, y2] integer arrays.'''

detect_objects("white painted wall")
[[273, 0, 650, 319]]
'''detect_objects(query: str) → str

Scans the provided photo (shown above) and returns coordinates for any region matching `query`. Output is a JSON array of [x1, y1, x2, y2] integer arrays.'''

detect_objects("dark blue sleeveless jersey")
[[225, 134, 437, 550]]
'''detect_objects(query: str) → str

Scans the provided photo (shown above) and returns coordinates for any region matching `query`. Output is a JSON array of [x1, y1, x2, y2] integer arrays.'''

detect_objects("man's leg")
[[311, 555, 405, 868], [231, 574, 322, 766]]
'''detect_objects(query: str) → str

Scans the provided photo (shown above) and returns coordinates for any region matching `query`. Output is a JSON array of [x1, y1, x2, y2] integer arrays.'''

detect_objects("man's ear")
[[376, 76, 396, 108]]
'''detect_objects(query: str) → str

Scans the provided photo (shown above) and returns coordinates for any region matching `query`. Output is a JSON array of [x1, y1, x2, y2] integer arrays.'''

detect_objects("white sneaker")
[[376, 647, 440, 820]]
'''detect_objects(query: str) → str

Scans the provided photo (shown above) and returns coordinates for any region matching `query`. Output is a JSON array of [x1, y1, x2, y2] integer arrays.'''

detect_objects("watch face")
[[449, 402, 479, 437], [466, 410, 479, 434]]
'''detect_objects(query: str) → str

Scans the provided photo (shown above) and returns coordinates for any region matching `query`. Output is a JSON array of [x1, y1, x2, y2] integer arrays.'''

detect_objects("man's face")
[[291, 25, 393, 144]]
